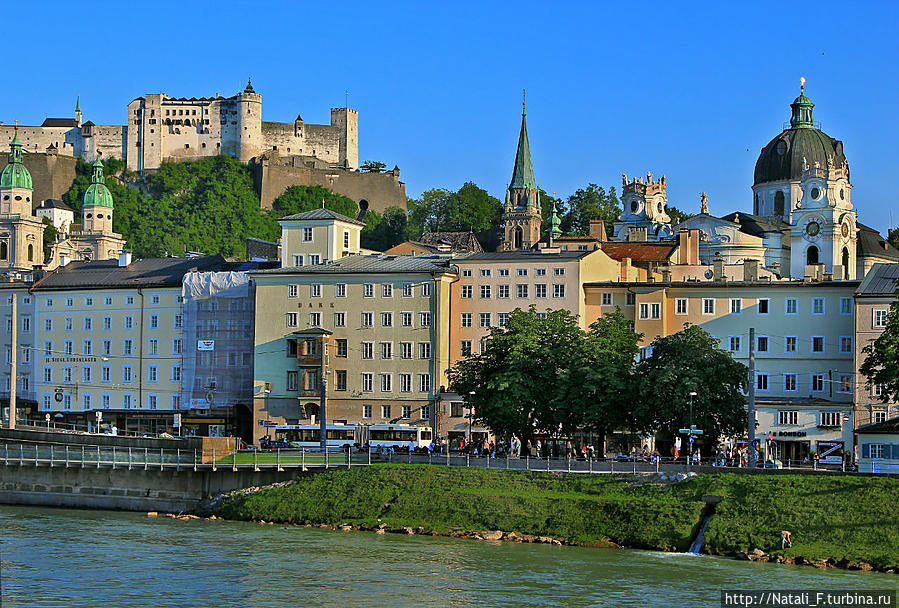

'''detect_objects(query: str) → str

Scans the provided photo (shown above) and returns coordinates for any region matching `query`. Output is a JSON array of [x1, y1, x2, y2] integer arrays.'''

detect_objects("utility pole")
[[319, 334, 328, 452], [8, 293, 16, 429], [747, 327, 756, 453]]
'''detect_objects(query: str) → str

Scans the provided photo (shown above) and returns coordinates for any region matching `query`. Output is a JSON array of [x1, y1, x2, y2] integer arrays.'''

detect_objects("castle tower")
[[0, 133, 35, 215], [500, 99, 542, 251], [236, 79, 262, 162], [330, 107, 359, 169], [611, 172, 672, 241], [82, 160, 115, 234], [75, 96, 82, 128]]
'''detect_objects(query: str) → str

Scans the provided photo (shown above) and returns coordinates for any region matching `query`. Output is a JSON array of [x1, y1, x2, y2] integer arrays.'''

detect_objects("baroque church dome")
[[0, 133, 33, 189], [83, 160, 114, 208], [753, 89, 847, 186]]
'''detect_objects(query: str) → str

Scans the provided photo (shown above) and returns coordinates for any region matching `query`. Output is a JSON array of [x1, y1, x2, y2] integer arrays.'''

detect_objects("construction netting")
[[180, 271, 255, 411]]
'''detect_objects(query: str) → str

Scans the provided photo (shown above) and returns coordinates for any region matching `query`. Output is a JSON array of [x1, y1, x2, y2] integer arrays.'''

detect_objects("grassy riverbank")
[[209, 465, 899, 572]]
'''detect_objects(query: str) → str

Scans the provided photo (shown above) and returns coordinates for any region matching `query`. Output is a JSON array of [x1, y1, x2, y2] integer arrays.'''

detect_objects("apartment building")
[[854, 263, 899, 427], [584, 271, 859, 463], [250, 254, 456, 444], [30, 254, 226, 434], [0, 281, 37, 424]]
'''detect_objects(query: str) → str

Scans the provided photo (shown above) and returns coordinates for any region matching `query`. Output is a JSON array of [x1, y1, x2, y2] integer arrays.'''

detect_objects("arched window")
[[806, 245, 819, 265], [27, 243, 34, 262], [514, 226, 523, 249], [842, 247, 849, 272], [305, 403, 320, 420], [0, 242, 7, 259], [774, 191, 785, 216]]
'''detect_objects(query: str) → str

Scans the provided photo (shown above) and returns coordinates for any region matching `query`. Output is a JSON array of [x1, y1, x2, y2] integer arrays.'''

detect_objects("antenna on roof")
[[321, 198, 325, 209]]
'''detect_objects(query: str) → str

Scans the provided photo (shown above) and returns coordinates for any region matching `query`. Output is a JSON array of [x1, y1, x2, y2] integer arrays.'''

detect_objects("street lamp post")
[[688, 391, 697, 464], [467, 391, 475, 447]]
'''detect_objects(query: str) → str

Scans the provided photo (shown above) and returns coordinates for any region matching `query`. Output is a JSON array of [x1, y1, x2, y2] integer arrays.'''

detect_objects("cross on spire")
[[522, 89, 526, 115]]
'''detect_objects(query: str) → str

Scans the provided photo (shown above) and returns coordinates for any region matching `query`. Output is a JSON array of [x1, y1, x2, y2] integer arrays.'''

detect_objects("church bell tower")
[[500, 92, 542, 251]]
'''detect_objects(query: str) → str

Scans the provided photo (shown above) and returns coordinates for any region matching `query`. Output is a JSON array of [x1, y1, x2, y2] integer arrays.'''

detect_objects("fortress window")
[[27, 244, 33, 262], [2, 195, 7, 201], [86, 213, 92, 218], [14, 196, 21, 201], [192, 110, 196, 115], [0, 242, 7, 259], [165, 110, 170, 116], [185, 144, 190, 149], [202, 143, 206, 149], [97, 214, 104, 219]]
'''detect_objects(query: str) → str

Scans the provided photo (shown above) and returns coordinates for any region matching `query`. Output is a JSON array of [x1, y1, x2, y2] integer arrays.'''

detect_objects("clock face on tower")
[[841, 222, 850, 239], [806, 221, 820, 237]]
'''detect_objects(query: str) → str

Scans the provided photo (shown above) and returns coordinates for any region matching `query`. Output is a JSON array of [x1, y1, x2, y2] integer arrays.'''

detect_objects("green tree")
[[405, 182, 501, 239], [270, 185, 358, 219], [633, 324, 747, 447], [860, 292, 899, 405], [888, 228, 898, 251], [360, 160, 387, 173], [41, 217, 57, 264], [563, 184, 620, 235], [360, 206, 407, 251], [667, 205, 693, 224], [447, 308, 594, 441]]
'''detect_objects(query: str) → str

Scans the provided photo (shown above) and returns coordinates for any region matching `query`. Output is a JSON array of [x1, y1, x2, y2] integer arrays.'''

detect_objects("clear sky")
[[4, 1, 897, 233]]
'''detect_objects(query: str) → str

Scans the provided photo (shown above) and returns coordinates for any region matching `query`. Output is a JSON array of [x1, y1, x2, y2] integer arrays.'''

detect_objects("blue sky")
[[5, 1, 898, 233]]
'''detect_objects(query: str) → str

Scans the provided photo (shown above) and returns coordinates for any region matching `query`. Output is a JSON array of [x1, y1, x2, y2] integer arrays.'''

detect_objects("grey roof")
[[419, 231, 483, 252], [720, 212, 790, 236], [252, 253, 455, 275], [855, 416, 899, 435], [33, 255, 227, 291], [37, 199, 73, 211], [857, 223, 899, 261], [278, 208, 365, 226], [455, 250, 593, 262], [585, 279, 860, 289], [40, 118, 78, 128], [856, 262, 899, 296]]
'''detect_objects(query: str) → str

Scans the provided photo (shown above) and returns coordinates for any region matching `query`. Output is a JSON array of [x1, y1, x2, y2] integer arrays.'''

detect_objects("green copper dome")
[[0, 133, 33, 190], [83, 160, 114, 208]]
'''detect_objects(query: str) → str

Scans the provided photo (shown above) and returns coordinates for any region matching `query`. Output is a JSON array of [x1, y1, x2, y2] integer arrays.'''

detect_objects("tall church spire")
[[509, 91, 537, 191]]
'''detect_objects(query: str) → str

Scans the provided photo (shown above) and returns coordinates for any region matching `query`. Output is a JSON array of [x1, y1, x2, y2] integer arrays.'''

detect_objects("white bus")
[[366, 424, 433, 451], [275, 424, 356, 451]]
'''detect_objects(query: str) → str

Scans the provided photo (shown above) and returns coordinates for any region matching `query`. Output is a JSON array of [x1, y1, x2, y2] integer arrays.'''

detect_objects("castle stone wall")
[[0, 153, 77, 208]]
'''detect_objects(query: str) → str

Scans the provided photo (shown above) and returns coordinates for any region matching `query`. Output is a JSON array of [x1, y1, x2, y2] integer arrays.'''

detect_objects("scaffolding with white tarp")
[[180, 271, 255, 421]]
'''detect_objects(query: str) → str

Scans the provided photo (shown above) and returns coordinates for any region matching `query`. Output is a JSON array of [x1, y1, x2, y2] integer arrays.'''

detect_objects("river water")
[[0, 506, 893, 607]]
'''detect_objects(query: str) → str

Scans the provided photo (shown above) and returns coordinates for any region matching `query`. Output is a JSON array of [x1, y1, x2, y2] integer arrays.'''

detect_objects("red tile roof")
[[599, 241, 677, 262]]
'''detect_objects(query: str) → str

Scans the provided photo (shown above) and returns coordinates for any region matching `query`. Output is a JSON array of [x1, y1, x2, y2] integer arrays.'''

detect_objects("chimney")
[[661, 269, 672, 283], [620, 257, 631, 282], [589, 220, 607, 241], [687, 229, 700, 265], [118, 251, 132, 267], [713, 256, 725, 282], [743, 259, 759, 282]]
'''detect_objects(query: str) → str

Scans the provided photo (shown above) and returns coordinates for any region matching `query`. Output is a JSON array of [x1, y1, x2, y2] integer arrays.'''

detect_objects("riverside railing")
[[0, 442, 860, 475]]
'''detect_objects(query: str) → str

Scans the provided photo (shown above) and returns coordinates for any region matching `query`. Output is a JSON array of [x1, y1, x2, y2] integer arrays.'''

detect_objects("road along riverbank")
[[202, 465, 898, 574]]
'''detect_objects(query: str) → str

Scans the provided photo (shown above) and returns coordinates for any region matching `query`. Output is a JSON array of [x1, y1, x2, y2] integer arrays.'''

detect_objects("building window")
[[343, 231, 350, 249], [401, 312, 412, 327], [811, 374, 825, 392], [335, 370, 347, 391], [602, 293, 613, 306], [361, 373, 373, 393], [101, 366, 110, 383], [419, 312, 431, 327], [83, 339, 93, 355], [869, 444, 886, 458], [381, 312, 393, 327], [703, 298, 715, 315], [498, 285, 510, 299], [335, 339, 347, 357], [757, 336, 769, 353], [363, 284, 374, 298], [820, 411, 842, 427], [498, 312, 510, 327], [310, 284, 322, 298], [172, 339, 182, 355], [462, 269, 473, 277], [553, 267, 566, 276], [361, 342, 373, 359], [381, 283, 393, 298], [309, 312, 321, 327], [650, 303, 660, 319], [333, 312, 346, 327], [479, 313, 491, 328], [784, 373, 797, 392], [400, 374, 412, 393], [302, 227, 313, 242], [840, 336, 852, 354], [124, 316, 133, 330], [419, 374, 431, 393], [785, 298, 798, 315], [480, 285, 491, 299], [461, 340, 472, 356], [102, 394, 110, 409], [461, 285, 473, 299], [45, 318, 52, 332], [363, 404, 372, 418], [64, 317, 73, 331], [873, 309, 889, 328], [728, 336, 741, 352], [122, 366, 132, 384], [381, 404, 391, 419], [675, 299, 687, 315], [83, 317, 92, 331], [82, 366, 92, 383], [336, 284, 347, 298], [150, 295, 159, 305], [400, 342, 413, 359], [148, 338, 158, 355], [421, 284, 431, 297], [401, 282, 414, 298], [812, 336, 824, 353], [535, 268, 546, 277], [625, 292, 635, 306], [552, 284, 566, 298], [361, 312, 373, 327], [292, 255, 303, 267], [778, 410, 798, 425], [840, 298, 853, 315], [148, 365, 158, 383], [517, 284, 529, 298], [122, 394, 132, 410], [286, 312, 298, 328], [812, 297, 825, 315], [535, 284, 547, 298], [756, 373, 769, 391], [480, 269, 491, 277], [461, 313, 472, 327], [287, 285, 298, 298], [872, 411, 887, 424], [286, 371, 298, 391], [380, 342, 393, 360], [419, 342, 431, 359], [380, 373, 392, 392], [149, 314, 159, 329], [756, 298, 769, 314], [838, 375, 853, 393], [123, 339, 133, 356], [171, 366, 181, 382], [785, 336, 797, 353]]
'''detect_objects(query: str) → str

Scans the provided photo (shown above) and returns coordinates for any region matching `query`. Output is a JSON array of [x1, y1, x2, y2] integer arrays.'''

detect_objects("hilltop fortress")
[[0, 81, 405, 212]]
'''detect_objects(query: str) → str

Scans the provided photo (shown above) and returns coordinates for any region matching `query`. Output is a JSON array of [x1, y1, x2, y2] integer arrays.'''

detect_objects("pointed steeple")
[[509, 97, 537, 190], [75, 96, 81, 113]]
